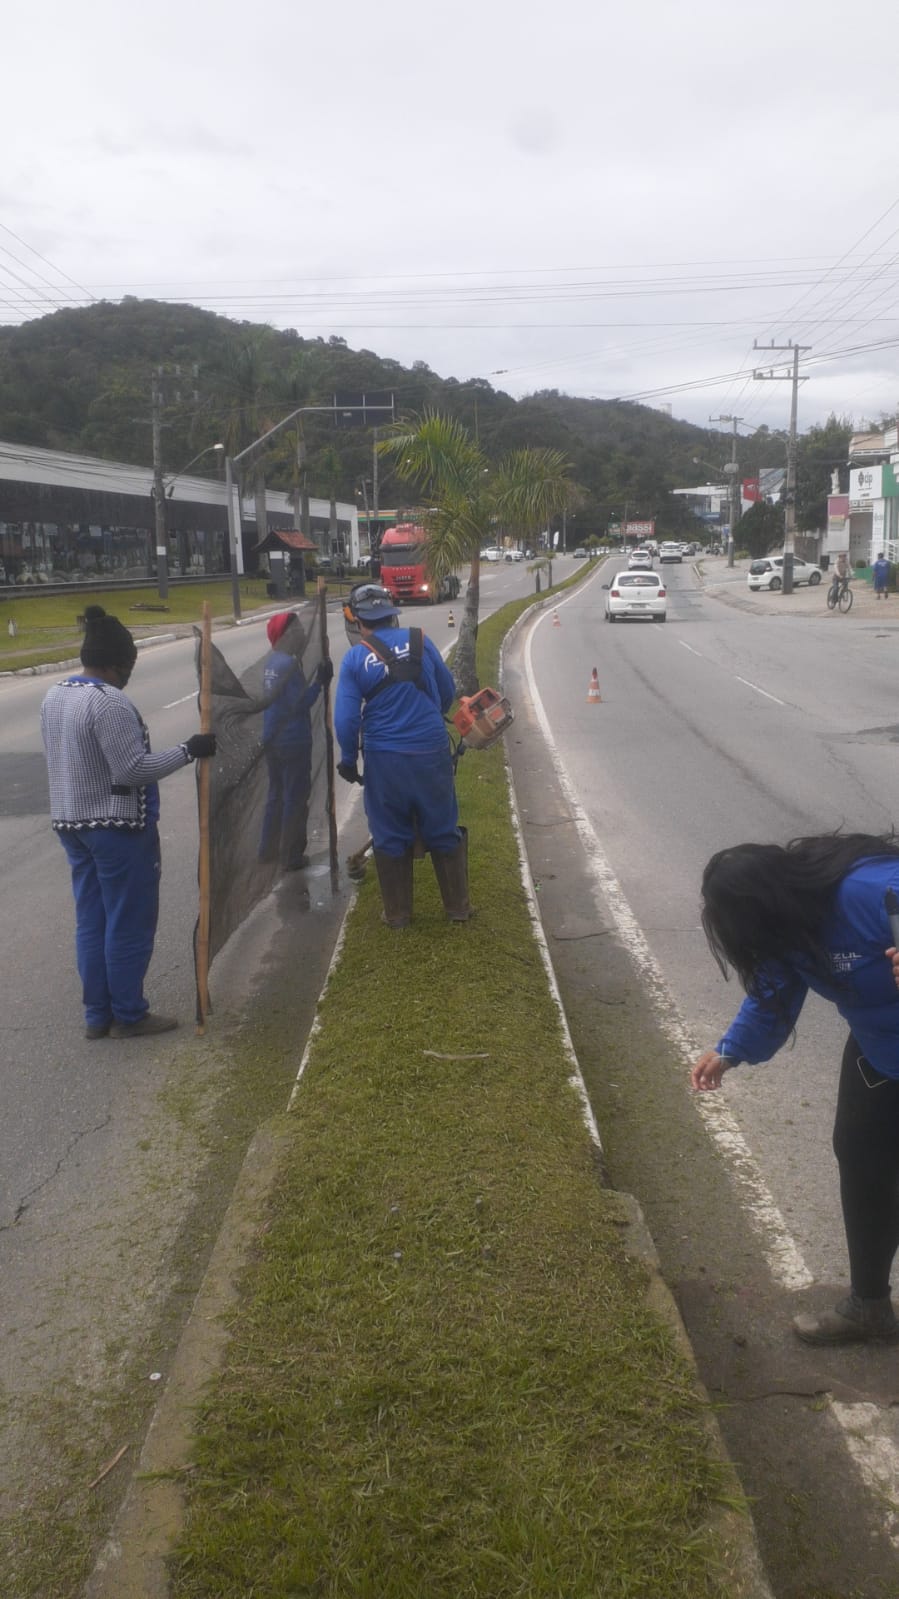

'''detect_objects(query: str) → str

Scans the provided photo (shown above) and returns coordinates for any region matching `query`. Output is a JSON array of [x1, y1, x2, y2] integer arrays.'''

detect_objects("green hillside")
[[0, 299, 841, 536]]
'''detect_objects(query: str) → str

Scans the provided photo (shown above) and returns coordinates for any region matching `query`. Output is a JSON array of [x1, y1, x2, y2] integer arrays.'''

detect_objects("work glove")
[[185, 733, 217, 760], [316, 658, 334, 687], [337, 760, 362, 785]]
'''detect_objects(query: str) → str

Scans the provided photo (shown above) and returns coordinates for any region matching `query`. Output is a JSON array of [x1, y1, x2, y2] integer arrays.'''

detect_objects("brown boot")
[[793, 1294, 899, 1346], [431, 827, 474, 922], [373, 850, 413, 928]]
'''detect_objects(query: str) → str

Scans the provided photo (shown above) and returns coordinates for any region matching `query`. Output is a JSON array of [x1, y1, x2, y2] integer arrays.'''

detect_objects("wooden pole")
[[318, 577, 340, 892], [195, 602, 213, 1030]]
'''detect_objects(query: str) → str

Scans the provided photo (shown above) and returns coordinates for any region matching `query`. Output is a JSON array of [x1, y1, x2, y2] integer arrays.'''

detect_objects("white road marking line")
[[163, 692, 197, 709], [735, 675, 786, 706], [523, 604, 813, 1291], [831, 1403, 899, 1549], [679, 641, 704, 657]]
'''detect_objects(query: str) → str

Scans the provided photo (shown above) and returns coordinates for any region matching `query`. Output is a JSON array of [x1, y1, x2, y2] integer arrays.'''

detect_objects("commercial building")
[[0, 440, 359, 585]]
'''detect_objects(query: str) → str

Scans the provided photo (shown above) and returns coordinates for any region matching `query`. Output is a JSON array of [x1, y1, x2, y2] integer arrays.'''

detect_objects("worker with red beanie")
[[258, 612, 332, 871]]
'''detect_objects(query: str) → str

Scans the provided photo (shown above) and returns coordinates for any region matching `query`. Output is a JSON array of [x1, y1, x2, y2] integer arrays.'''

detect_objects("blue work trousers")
[[363, 746, 460, 857], [58, 824, 161, 1027], [259, 744, 313, 869]]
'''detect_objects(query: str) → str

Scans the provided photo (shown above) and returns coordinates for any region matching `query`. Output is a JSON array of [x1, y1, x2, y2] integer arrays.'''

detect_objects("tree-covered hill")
[[0, 298, 844, 536]]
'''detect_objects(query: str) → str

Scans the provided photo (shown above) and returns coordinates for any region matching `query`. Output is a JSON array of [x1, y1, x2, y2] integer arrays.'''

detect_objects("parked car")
[[627, 548, 653, 570], [747, 555, 823, 592], [504, 547, 524, 562], [658, 542, 683, 563], [481, 547, 504, 562], [572, 547, 587, 559], [604, 571, 667, 623]]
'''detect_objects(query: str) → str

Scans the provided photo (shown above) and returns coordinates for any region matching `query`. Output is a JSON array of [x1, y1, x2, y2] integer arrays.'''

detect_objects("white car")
[[627, 548, 653, 570], [481, 547, 504, 562], [747, 555, 823, 592], [658, 542, 683, 563], [604, 571, 667, 623], [503, 547, 525, 562]]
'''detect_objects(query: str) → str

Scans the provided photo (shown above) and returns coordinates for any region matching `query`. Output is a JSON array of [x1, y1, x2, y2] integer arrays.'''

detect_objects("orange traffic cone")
[[587, 668, 602, 704], [447, 609, 455, 628], [552, 610, 561, 627]]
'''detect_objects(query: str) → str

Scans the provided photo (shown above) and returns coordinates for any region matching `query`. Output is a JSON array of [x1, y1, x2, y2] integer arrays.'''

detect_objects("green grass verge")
[[170, 577, 734, 1599]]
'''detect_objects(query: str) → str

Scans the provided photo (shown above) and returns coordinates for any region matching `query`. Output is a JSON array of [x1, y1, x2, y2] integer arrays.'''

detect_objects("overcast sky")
[[5, 0, 899, 445]]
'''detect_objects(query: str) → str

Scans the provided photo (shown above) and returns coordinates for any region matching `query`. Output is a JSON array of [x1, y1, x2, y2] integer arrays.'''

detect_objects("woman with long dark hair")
[[692, 832, 899, 1345]]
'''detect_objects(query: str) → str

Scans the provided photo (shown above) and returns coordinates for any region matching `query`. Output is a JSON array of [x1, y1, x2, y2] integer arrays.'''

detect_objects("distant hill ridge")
[[0, 297, 798, 535]]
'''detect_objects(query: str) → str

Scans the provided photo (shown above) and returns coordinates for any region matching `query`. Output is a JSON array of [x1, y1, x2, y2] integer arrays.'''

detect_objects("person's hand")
[[316, 659, 334, 687], [185, 733, 217, 760], [886, 947, 899, 990], [690, 1050, 732, 1092], [337, 759, 361, 784]]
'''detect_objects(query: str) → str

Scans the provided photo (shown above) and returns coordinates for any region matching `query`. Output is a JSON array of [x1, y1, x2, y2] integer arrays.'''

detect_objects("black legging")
[[832, 1035, 899, 1299]]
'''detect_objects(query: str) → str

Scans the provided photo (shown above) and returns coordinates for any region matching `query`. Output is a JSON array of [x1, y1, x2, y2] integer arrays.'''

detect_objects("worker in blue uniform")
[[334, 583, 471, 928], [692, 832, 899, 1347], [258, 612, 331, 871]]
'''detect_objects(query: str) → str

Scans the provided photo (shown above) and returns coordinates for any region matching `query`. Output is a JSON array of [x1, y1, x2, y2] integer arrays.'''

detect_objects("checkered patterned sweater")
[[41, 677, 190, 830]]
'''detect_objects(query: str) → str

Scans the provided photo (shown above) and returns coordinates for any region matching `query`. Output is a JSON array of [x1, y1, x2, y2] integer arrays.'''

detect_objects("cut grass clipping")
[[171, 587, 734, 1599]]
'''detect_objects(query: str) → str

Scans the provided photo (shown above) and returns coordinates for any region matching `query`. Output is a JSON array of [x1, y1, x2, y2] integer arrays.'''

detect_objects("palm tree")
[[381, 412, 571, 694]]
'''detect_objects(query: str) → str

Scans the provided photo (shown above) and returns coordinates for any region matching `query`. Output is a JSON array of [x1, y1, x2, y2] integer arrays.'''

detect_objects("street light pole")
[[709, 415, 742, 568], [224, 402, 394, 621], [152, 436, 226, 600]]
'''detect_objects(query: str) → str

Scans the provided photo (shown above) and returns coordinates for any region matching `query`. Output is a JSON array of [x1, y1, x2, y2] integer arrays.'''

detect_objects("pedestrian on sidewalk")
[[691, 831, 899, 1346], [873, 552, 891, 599], [40, 605, 216, 1040], [255, 612, 332, 872], [334, 583, 471, 928]]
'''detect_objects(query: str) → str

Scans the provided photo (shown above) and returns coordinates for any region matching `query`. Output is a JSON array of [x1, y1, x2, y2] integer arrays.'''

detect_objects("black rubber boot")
[[793, 1293, 899, 1346], [430, 827, 474, 922], [373, 850, 414, 929]]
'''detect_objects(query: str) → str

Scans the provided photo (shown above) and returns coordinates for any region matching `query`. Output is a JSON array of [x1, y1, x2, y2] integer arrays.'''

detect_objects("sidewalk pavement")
[[697, 554, 896, 620]]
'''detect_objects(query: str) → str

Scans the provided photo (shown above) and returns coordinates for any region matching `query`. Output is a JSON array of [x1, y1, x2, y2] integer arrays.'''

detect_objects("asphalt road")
[[517, 555, 899, 1592], [0, 556, 547, 1547]]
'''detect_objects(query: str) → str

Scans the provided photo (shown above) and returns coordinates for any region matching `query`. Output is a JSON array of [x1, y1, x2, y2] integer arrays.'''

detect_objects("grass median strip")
[[170, 588, 736, 1598]]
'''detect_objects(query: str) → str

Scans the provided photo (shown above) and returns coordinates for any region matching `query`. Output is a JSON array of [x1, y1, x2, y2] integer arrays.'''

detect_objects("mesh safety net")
[[193, 600, 334, 1002]]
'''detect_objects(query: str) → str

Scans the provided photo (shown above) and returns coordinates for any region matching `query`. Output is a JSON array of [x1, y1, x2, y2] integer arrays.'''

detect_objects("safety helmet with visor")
[[343, 582, 400, 645]]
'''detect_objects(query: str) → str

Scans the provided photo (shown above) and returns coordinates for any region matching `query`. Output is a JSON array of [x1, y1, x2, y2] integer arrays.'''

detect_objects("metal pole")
[[783, 346, 801, 596], [152, 371, 169, 600], [318, 577, 339, 894], [372, 427, 380, 525], [225, 454, 242, 621], [195, 601, 213, 1030], [752, 341, 809, 597], [729, 419, 741, 568]]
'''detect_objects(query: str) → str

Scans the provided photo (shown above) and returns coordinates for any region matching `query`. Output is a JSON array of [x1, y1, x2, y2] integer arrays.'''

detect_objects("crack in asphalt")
[[0, 1115, 112, 1231]]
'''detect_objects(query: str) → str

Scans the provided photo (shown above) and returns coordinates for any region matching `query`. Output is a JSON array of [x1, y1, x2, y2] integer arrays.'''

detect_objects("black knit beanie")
[[80, 605, 138, 671]]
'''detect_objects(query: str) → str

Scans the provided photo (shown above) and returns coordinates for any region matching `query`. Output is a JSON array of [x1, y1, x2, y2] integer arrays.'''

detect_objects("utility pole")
[[709, 414, 742, 569], [151, 370, 169, 599], [372, 427, 380, 528], [753, 340, 810, 595]]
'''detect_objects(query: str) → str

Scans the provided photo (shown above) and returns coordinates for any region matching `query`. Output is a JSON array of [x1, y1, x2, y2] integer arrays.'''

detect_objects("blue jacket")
[[717, 857, 899, 1078], [334, 627, 455, 763], [873, 557, 891, 588], [262, 649, 321, 752]]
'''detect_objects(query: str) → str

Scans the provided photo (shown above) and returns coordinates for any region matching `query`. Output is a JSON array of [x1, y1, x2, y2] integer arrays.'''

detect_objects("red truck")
[[378, 523, 461, 606]]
